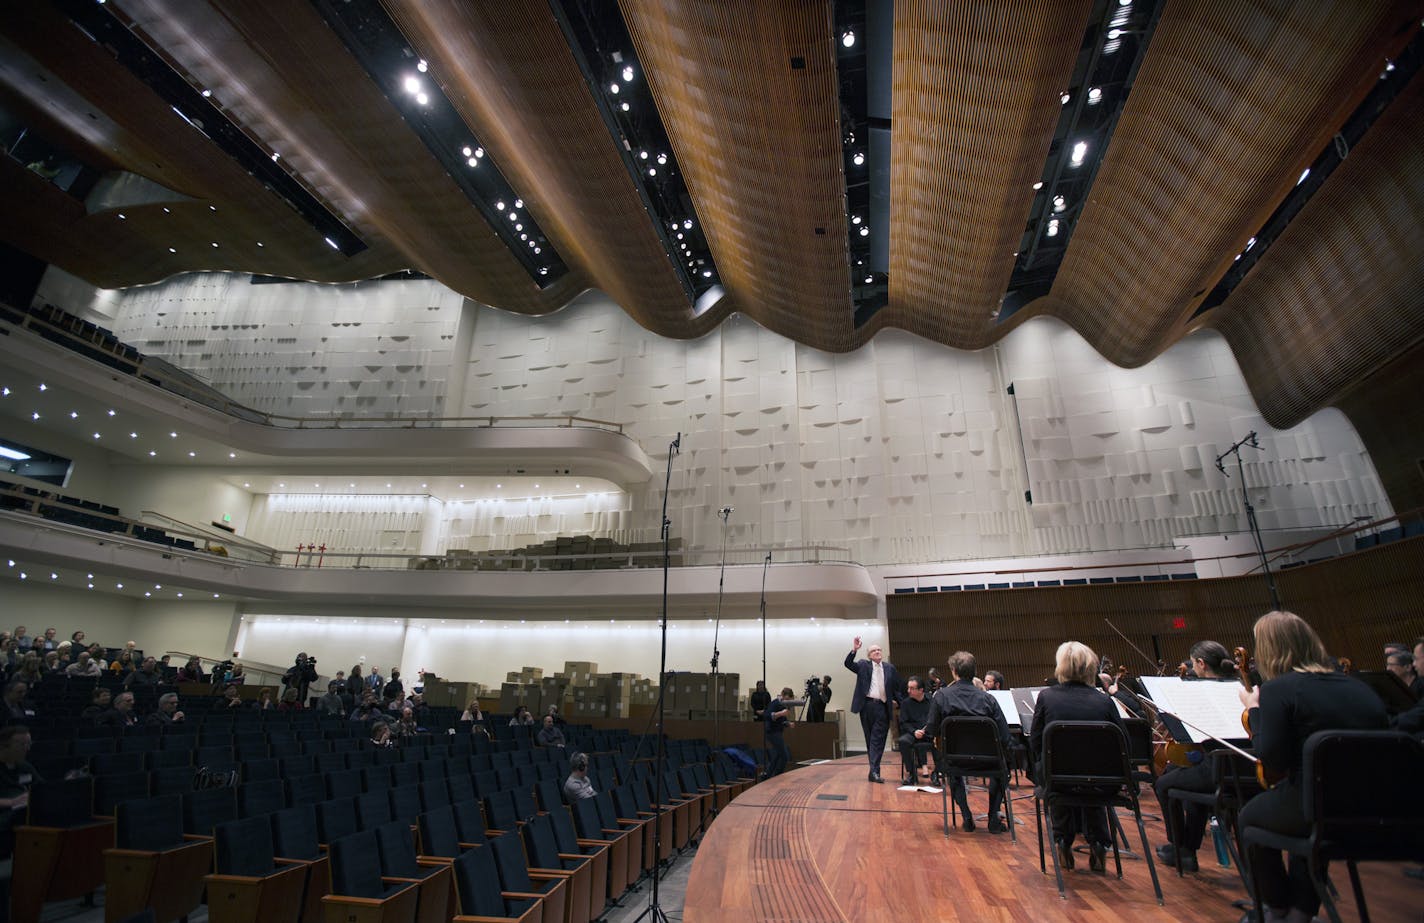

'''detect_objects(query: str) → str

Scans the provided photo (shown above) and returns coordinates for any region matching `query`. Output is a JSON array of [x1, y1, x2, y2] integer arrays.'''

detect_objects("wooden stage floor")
[[683, 757, 1418, 923]]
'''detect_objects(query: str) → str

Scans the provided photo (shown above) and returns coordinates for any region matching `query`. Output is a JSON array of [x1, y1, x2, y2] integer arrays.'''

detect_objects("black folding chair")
[[1033, 720, 1162, 904], [938, 716, 1016, 841], [1241, 730, 1424, 923]]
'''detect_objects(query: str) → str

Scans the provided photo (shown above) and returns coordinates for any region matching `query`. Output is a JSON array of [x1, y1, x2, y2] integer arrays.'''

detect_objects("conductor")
[[845, 636, 901, 783]]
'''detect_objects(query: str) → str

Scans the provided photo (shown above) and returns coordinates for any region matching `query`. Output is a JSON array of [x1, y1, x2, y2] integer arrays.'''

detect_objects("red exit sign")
[[1172, 616, 1187, 630]]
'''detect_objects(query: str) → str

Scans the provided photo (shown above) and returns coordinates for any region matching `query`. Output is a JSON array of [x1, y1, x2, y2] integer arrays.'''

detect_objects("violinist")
[[1236, 611, 1386, 923], [1151, 640, 1238, 872]]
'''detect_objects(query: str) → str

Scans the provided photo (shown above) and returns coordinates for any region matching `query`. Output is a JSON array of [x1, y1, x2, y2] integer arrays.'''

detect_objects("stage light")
[[842, 30, 856, 47], [853, 152, 865, 165], [623, 65, 634, 82], [1070, 141, 1088, 166], [403, 75, 421, 94]]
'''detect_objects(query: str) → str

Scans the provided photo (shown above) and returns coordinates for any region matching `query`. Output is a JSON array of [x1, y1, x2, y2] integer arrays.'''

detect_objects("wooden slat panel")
[[888, 536, 1424, 687], [1207, 60, 1424, 428], [1023, 0, 1414, 367], [1332, 339, 1424, 513], [622, 0, 855, 350], [381, 0, 702, 337], [879, 0, 1092, 346]]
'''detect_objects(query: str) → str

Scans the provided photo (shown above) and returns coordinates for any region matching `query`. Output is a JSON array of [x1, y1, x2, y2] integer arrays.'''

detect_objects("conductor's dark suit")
[[844, 650, 901, 778]]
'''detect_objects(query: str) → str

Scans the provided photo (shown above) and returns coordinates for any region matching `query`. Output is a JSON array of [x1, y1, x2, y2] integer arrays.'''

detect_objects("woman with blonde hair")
[[1029, 640, 1123, 873], [1237, 611, 1385, 923]]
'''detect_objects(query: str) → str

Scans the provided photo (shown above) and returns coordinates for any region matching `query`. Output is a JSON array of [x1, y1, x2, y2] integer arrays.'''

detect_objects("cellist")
[[1151, 640, 1240, 872], [1236, 611, 1386, 923]]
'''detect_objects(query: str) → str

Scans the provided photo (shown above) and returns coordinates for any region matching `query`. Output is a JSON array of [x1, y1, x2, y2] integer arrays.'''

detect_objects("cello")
[[1234, 646, 1284, 789]]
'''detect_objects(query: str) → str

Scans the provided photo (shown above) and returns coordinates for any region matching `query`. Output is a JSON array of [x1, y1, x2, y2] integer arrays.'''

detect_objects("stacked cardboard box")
[[505, 666, 544, 684]]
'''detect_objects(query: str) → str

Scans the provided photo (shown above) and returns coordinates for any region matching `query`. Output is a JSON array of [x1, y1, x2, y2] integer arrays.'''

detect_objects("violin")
[[1234, 646, 1284, 789]]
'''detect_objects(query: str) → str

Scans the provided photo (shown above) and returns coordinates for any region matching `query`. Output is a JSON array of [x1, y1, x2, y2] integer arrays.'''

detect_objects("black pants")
[[1239, 781, 1319, 916], [859, 699, 889, 774], [948, 774, 1007, 818], [896, 732, 933, 779], [1154, 760, 1215, 850], [766, 732, 790, 777]]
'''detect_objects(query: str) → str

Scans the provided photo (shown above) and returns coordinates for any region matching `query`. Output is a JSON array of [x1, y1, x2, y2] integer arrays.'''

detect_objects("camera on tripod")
[[804, 675, 821, 700]]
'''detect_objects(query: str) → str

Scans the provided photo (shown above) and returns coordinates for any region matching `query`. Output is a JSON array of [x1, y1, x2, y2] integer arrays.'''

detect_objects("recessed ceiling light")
[[859, 226, 869, 237], [70, 411, 78, 419], [620, 101, 629, 112], [417, 59, 428, 73], [93, 433, 101, 439], [168, 247, 176, 253], [188, 451, 196, 457], [38, 383, 46, 391], [243, 482, 250, 488], [107, 409, 116, 416], [31, 412, 39, 421], [116, 583, 123, 589], [170, 432, 177, 438], [853, 152, 865, 166], [228, 452, 236, 458], [622, 65, 634, 82], [148, 451, 156, 456], [842, 30, 856, 47], [609, 83, 619, 94], [403, 75, 421, 94], [1060, 92, 1070, 105]]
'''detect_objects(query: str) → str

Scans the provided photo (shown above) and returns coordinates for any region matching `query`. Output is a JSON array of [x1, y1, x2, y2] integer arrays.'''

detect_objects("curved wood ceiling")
[[0, 0, 1421, 427]]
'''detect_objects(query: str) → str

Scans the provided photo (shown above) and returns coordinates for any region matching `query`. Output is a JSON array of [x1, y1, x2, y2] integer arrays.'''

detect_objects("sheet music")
[[1139, 676, 1248, 743], [987, 690, 1019, 727]]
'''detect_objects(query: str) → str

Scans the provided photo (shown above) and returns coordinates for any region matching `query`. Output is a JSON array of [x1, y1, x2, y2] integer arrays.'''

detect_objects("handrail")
[[1, 304, 627, 433], [138, 509, 280, 555]]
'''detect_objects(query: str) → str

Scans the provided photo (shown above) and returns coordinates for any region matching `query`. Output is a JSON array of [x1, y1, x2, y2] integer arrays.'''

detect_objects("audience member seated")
[[125, 657, 162, 689], [212, 685, 245, 712], [37, 628, 58, 654], [109, 651, 136, 677], [278, 687, 303, 711], [85, 644, 108, 671], [146, 693, 186, 727], [80, 688, 112, 723], [10, 653, 43, 687], [102, 692, 139, 730], [176, 656, 204, 683], [509, 706, 534, 727], [65, 652, 102, 677], [319, 681, 345, 716], [371, 722, 395, 749], [12, 627, 32, 652], [42, 652, 63, 676], [536, 715, 566, 749], [252, 689, 276, 712], [350, 691, 384, 724], [563, 753, 596, 802], [3, 681, 32, 725], [393, 707, 421, 738]]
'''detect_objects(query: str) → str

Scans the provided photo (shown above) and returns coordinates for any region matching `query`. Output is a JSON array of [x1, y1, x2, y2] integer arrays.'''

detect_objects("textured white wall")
[[42, 271, 1389, 565], [79, 273, 463, 420]]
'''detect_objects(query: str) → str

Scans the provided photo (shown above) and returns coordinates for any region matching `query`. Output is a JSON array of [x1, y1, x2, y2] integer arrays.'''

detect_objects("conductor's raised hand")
[[852, 636, 862, 652]]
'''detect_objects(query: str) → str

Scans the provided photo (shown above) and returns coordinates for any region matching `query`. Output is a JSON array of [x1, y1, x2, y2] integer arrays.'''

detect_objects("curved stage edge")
[[681, 756, 1402, 923]]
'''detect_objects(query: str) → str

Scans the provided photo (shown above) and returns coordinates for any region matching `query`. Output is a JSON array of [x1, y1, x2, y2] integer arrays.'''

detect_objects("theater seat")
[[204, 815, 308, 923], [103, 794, 212, 923], [12, 777, 113, 923], [270, 805, 330, 923], [449, 845, 539, 923], [321, 830, 419, 923]]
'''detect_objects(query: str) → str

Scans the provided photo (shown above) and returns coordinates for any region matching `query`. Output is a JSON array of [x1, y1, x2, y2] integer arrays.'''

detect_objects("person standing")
[[764, 687, 801, 778], [749, 681, 771, 722], [845, 636, 901, 783]]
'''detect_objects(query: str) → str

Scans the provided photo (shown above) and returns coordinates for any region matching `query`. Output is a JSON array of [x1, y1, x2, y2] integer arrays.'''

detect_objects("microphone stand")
[[1215, 431, 1282, 610], [634, 433, 680, 923], [709, 507, 731, 755], [759, 551, 770, 692]]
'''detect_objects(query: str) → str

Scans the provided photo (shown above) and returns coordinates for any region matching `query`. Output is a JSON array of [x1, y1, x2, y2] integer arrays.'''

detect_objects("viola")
[[1234, 646, 1284, 789]]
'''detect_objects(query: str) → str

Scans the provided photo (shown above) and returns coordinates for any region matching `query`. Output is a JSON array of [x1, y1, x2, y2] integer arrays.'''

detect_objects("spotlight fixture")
[[842, 30, 856, 47]]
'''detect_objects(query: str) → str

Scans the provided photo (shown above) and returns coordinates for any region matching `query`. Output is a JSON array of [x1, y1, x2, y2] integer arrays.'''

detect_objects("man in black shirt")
[[102, 692, 139, 729], [764, 688, 803, 778], [895, 676, 932, 784], [918, 651, 1014, 833]]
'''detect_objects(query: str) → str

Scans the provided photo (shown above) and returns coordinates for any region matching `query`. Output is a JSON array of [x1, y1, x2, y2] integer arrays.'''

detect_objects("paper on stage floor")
[[896, 784, 944, 793], [1139, 676, 1249, 744]]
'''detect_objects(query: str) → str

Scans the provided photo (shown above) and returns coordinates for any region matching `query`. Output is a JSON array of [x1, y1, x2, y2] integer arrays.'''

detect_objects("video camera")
[[804, 675, 821, 700]]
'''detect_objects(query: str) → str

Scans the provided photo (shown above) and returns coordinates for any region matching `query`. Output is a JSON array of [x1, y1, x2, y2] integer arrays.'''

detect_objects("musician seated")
[[894, 676, 933, 784], [1151, 640, 1238, 872], [918, 652, 1013, 833]]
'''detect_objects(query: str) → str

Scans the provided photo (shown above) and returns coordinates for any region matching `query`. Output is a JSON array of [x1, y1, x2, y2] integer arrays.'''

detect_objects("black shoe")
[[1055, 841, 1075, 871], [1089, 843, 1107, 873], [1156, 843, 1198, 872], [987, 814, 1006, 834], [868, 772, 883, 783], [960, 810, 975, 832]]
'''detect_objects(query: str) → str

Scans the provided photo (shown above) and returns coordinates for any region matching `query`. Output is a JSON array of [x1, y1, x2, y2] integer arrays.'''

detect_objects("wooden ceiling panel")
[[1207, 68, 1424, 429], [118, 0, 588, 312], [380, 0, 702, 338], [621, 0, 855, 350], [879, 0, 1092, 347], [1030, 0, 1412, 367]]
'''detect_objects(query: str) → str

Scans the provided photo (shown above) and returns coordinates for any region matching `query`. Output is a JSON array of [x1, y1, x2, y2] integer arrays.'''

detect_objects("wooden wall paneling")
[[888, 536, 1424, 686]]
